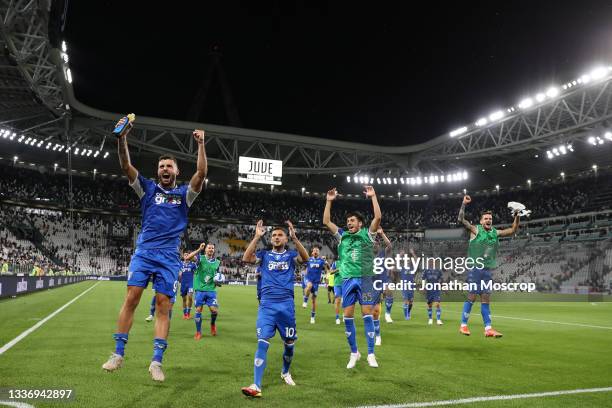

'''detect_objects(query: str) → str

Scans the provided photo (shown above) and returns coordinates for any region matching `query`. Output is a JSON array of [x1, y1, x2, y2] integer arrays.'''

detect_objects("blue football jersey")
[[180, 260, 197, 284], [305, 257, 326, 281], [130, 173, 198, 250], [399, 267, 415, 284], [256, 249, 299, 301], [423, 269, 443, 284]]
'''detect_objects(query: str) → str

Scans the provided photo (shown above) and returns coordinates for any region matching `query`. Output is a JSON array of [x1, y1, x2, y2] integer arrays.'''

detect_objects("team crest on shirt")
[[154, 192, 182, 205]]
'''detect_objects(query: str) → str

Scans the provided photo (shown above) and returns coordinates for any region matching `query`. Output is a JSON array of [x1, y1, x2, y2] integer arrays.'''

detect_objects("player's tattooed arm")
[[498, 213, 520, 237], [189, 130, 208, 193], [115, 118, 138, 183], [243, 220, 265, 263], [366, 185, 382, 233], [323, 188, 339, 235], [287, 220, 309, 262], [458, 195, 478, 236]]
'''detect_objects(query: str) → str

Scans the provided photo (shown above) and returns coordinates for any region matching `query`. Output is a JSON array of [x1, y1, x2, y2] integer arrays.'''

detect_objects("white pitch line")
[[444, 309, 612, 330], [0, 401, 36, 408], [354, 386, 612, 408], [0, 282, 100, 355]]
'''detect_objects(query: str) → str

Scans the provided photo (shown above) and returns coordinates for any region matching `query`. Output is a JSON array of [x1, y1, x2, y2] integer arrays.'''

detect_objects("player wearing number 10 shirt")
[[241, 220, 309, 398]]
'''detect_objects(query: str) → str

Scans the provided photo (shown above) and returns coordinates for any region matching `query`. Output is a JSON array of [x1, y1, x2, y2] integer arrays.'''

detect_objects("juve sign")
[[238, 156, 282, 185]]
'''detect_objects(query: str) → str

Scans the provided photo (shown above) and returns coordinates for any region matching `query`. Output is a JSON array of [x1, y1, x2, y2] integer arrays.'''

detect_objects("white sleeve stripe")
[[129, 173, 145, 199], [186, 185, 200, 207]]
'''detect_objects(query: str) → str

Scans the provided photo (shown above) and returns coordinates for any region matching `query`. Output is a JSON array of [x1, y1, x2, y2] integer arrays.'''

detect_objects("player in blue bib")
[[241, 220, 309, 398], [179, 250, 197, 319], [301, 246, 326, 324], [102, 119, 207, 383], [422, 266, 444, 325]]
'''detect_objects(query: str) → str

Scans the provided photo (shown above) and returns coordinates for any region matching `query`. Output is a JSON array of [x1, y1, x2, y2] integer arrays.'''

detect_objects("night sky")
[[64, 1, 612, 146]]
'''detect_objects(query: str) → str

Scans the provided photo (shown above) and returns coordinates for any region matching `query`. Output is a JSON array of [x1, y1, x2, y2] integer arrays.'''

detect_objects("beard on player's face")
[[158, 160, 178, 188]]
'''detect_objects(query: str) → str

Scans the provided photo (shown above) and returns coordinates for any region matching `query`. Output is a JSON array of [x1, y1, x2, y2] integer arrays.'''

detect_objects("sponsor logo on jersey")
[[154, 192, 183, 206]]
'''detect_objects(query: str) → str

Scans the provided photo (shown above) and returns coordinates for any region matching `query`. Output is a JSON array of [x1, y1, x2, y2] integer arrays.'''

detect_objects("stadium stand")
[[1, 163, 611, 293]]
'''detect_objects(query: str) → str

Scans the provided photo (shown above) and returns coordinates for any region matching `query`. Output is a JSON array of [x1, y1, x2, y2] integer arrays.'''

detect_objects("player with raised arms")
[[185, 242, 221, 339], [302, 245, 326, 324], [323, 186, 381, 369], [458, 195, 520, 337], [179, 249, 197, 319], [101, 117, 207, 382], [241, 220, 309, 398]]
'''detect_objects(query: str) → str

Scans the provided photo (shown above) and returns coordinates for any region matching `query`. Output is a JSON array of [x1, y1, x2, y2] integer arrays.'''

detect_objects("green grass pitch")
[[1, 281, 611, 408]]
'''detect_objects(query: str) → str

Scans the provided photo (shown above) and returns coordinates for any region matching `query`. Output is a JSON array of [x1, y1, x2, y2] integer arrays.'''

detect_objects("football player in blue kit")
[[302, 246, 326, 324], [422, 263, 444, 325], [399, 249, 417, 320], [241, 220, 309, 398], [179, 250, 197, 319], [372, 228, 392, 346], [102, 118, 207, 383]]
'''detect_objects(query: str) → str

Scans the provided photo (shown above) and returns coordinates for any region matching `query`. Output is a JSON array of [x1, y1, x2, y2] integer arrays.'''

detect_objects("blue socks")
[[186, 307, 191, 315], [152, 338, 167, 363], [113, 333, 128, 356], [373, 319, 380, 337], [403, 303, 411, 319], [481, 303, 492, 328], [335, 313, 339, 320], [363, 315, 375, 355], [436, 307, 441, 321], [344, 318, 358, 353], [149, 296, 156, 316], [461, 300, 474, 325], [311, 311, 316, 318], [385, 297, 394, 314], [195, 311, 202, 333], [303, 296, 308, 304], [254, 339, 269, 388], [282, 342, 294, 374], [211, 311, 218, 326], [427, 307, 433, 319]]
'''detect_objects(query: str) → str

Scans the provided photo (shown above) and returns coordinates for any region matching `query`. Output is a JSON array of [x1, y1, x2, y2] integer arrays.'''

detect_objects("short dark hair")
[[205, 243, 215, 248], [271, 227, 287, 235], [311, 245, 320, 251], [158, 154, 177, 165], [481, 210, 493, 218], [346, 211, 365, 224]]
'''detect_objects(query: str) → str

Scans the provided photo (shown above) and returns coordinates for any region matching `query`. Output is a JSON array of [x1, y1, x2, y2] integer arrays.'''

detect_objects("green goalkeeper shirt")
[[194, 256, 221, 292], [336, 227, 375, 279]]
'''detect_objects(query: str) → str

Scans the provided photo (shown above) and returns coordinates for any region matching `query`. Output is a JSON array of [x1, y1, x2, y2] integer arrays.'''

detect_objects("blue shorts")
[[304, 277, 320, 295], [426, 290, 441, 303], [342, 276, 380, 307], [128, 248, 181, 297], [180, 281, 194, 297], [256, 298, 297, 341], [467, 268, 492, 295], [333, 285, 343, 298], [402, 289, 414, 301], [194, 290, 218, 308]]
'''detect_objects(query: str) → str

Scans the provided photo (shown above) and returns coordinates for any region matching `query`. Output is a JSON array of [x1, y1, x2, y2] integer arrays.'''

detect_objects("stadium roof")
[[1, 1, 612, 193]]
